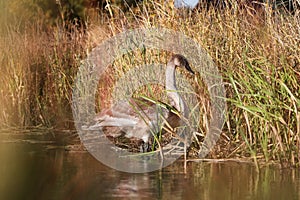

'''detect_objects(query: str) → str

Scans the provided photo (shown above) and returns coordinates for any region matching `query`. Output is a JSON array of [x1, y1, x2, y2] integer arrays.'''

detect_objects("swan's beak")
[[185, 63, 195, 75]]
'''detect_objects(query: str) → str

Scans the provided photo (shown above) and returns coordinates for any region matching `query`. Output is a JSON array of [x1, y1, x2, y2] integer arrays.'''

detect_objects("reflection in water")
[[0, 132, 300, 200]]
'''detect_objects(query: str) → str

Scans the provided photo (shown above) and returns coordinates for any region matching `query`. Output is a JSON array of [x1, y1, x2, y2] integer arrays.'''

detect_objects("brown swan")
[[90, 54, 194, 152]]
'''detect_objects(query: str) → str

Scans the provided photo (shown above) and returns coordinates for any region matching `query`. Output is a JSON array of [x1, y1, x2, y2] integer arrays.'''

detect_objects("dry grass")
[[0, 0, 299, 165], [0, 21, 86, 128]]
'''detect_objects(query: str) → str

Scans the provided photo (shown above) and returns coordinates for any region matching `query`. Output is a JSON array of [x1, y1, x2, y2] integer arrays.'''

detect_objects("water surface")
[[0, 131, 299, 200]]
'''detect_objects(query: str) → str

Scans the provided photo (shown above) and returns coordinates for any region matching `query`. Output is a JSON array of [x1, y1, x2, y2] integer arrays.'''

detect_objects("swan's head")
[[170, 54, 194, 74]]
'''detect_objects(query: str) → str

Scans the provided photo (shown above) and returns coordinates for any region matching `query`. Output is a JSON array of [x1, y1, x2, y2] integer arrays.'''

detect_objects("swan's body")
[[91, 54, 194, 151]]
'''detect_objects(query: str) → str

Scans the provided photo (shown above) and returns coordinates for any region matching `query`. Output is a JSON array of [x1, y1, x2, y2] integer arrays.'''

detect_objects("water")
[[0, 131, 299, 200]]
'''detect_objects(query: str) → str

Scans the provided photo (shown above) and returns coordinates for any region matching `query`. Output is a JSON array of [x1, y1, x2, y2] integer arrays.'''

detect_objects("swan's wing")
[[91, 98, 175, 142], [94, 99, 158, 125], [94, 101, 137, 121], [97, 115, 138, 127]]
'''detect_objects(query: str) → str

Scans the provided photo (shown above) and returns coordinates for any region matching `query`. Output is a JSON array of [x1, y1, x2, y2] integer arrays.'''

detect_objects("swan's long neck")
[[166, 63, 187, 116]]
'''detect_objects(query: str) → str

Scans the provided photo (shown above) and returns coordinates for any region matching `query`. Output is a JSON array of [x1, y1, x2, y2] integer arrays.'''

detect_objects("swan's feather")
[[98, 115, 138, 127]]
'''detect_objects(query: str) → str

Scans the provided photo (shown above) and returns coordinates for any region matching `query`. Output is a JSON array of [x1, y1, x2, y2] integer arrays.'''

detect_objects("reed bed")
[[0, 0, 299, 165]]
